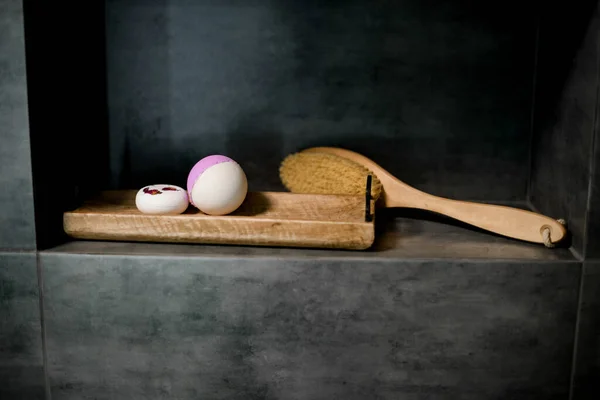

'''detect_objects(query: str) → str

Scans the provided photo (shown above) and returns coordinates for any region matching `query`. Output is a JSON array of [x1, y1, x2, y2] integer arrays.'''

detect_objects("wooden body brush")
[[279, 147, 567, 246]]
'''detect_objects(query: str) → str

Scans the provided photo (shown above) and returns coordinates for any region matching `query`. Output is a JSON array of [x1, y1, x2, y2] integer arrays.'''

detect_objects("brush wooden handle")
[[403, 192, 567, 244], [303, 146, 567, 245], [380, 172, 567, 245]]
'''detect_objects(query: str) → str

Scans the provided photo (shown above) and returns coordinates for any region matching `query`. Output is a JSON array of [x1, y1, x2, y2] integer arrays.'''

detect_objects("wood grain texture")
[[63, 191, 375, 250], [303, 147, 567, 246]]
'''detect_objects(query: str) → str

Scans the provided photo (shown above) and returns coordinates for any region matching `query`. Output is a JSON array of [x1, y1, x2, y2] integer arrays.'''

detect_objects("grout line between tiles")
[[0, 248, 38, 254], [37, 250, 581, 265], [527, 198, 539, 214], [36, 252, 51, 400], [569, 247, 585, 262], [568, 261, 586, 400]]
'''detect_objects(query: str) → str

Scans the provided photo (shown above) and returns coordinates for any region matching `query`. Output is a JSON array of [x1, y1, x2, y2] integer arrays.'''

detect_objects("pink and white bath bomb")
[[187, 155, 248, 215]]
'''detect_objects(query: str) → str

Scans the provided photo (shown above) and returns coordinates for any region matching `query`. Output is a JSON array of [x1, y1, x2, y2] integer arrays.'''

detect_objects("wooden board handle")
[[412, 195, 567, 245]]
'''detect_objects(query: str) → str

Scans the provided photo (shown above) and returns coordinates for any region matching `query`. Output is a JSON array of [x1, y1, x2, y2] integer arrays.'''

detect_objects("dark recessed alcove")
[[21, 0, 597, 259]]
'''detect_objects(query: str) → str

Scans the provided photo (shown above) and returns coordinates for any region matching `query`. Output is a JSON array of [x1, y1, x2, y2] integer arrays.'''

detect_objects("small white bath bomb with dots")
[[187, 155, 248, 215], [135, 184, 189, 215]]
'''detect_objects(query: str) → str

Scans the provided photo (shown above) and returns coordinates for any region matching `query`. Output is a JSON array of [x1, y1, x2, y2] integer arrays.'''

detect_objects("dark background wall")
[[105, 0, 537, 201]]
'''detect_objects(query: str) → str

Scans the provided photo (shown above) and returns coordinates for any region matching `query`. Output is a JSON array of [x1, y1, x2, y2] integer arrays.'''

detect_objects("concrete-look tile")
[[529, 1, 600, 256], [41, 253, 579, 399], [0, 0, 36, 250], [0, 252, 45, 399], [572, 261, 600, 399], [105, 0, 535, 201], [584, 102, 600, 258]]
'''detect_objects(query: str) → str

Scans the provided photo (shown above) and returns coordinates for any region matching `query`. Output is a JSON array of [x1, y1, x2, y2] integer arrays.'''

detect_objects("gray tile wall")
[[0, 0, 36, 250], [105, 0, 536, 201], [0, 253, 45, 400], [529, 0, 600, 256], [40, 253, 580, 400], [572, 261, 600, 400], [584, 107, 600, 258], [0, 3, 45, 399]]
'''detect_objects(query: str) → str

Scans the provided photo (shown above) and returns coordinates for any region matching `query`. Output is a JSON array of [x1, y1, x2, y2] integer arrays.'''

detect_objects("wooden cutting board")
[[63, 190, 375, 250]]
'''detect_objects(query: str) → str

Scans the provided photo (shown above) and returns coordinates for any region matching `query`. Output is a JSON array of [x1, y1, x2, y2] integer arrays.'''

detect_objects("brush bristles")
[[279, 151, 383, 200]]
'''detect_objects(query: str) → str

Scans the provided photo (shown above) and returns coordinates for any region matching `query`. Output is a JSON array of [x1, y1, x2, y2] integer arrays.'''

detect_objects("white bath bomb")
[[186, 155, 248, 215], [135, 184, 189, 215]]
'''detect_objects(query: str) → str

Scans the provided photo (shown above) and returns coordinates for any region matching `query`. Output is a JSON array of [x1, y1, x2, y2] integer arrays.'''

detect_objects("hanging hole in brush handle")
[[541, 219, 567, 248]]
